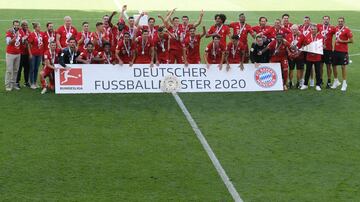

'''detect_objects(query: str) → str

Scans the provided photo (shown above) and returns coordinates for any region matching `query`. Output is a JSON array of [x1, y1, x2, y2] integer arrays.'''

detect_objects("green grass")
[[1, 9, 360, 201]]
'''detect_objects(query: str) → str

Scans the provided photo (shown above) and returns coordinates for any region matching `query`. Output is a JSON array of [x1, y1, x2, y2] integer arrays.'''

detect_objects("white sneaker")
[[5, 87, 12, 91], [30, 84, 37, 89], [300, 85, 308, 90], [315, 85, 322, 91], [41, 88, 47, 94], [341, 82, 347, 92], [310, 79, 315, 87], [13, 86, 20, 90], [331, 80, 341, 89]]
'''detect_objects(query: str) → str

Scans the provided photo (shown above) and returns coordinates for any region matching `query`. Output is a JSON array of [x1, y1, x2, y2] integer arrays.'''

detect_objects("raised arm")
[[193, 10, 204, 28]]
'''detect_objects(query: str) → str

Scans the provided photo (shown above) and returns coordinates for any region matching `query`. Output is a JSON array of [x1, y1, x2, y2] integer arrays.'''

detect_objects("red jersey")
[[28, 31, 45, 56], [264, 27, 291, 40], [283, 22, 293, 30], [56, 25, 78, 48], [42, 31, 56, 52], [141, 25, 159, 40], [286, 33, 307, 60], [267, 40, 290, 61], [99, 51, 116, 64], [334, 26, 353, 53], [226, 41, 245, 63], [207, 24, 231, 47], [76, 31, 92, 53], [316, 24, 336, 51], [5, 30, 23, 54], [229, 22, 253, 45], [116, 39, 135, 63], [153, 34, 170, 62], [252, 25, 272, 39], [79, 50, 100, 63], [19, 29, 30, 55], [43, 49, 59, 68], [184, 34, 201, 63], [205, 42, 225, 64], [168, 26, 184, 50], [299, 24, 311, 37], [91, 31, 110, 52], [134, 36, 154, 63], [179, 23, 195, 38], [305, 34, 324, 62]]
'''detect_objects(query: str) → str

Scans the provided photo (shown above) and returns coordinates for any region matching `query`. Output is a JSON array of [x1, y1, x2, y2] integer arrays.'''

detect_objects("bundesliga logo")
[[254, 67, 277, 88], [60, 68, 83, 86]]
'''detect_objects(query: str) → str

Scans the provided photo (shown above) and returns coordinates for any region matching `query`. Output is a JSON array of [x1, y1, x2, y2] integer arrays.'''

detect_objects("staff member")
[[59, 37, 80, 67], [250, 35, 270, 64]]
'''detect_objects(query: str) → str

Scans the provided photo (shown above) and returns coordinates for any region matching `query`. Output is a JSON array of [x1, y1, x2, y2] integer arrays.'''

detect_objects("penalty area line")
[[172, 92, 243, 202]]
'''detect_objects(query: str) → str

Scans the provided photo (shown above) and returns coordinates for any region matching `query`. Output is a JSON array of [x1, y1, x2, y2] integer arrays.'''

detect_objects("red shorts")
[[169, 49, 183, 64], [135, 55, 152, 64]]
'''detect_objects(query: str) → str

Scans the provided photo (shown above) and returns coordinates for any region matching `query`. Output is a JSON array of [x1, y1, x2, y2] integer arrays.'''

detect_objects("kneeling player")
[[76, 42, 102, 64], [40, 41, 59, 94], [225, 35, 245, 71], [100, 42, 117, 65]]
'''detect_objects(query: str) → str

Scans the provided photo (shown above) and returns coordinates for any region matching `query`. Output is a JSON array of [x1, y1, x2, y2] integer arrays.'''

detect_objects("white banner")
[[54, 64, 283, 94], [300, 39, 324, 55]]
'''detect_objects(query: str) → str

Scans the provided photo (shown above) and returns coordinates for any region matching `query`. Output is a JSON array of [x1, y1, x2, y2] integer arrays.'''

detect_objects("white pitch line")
[[172, 92, 243, 202], [350, 53, 360, 57]]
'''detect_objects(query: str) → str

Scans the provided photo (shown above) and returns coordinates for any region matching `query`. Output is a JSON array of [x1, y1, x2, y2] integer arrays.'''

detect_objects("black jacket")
[[250, 42, 270, 63], [59, 48, 80, 67]]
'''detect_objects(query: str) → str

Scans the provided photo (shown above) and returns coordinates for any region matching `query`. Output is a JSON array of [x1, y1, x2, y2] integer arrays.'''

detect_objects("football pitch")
[[1, 8, 360, 201]]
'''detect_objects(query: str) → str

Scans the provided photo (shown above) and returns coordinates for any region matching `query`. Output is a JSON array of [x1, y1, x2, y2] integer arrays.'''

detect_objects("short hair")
[[231, 35, 239, 40], [12, 20, 20, 25], [182, 16, 189, 19], [338, 16, 345, 21], [212, 35, 221, 40], [239, 13, 245, 17], [259, 16, 268, 22], [148, 17, 155, 22], [256, 35, 262, 39], [103, 42, 111, 47], [32, 22, 40, 29], [323, 15, 330, 19], [311, 24, 317, 29], [68, 37, 76, 42], [64, 16, 72, 21], [189, 27, 196, 31], [103, 15, 109, 19], [275, 19, 281, 23], [86, 42, 94, 47], [290, 24, 299, 29], [304, 16, 311, 20], [172, 17, 179, 21], [142, 29, 149, 34], [128, 16, 134, 20], [82, 21, 89, 26], [158, 27, 164, 32], [96, 22, 103, 27], [215, 14, 227, 23], [123, 32, 130, 36], [46, 22, 53, 28], [21, 20, 28, 26], [282, 14, 290, 18]]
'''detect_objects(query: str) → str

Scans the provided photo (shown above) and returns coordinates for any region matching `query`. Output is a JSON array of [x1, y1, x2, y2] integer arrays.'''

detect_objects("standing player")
[[133, 30, 155, 66], [300, 25, 324, 91], [317, 16, 336, 88], [42, 22, 56, 52], [92, 22, 110, 52], [206, 14, 231, 47], [331, 17, 353, 91], [166, 17, 184, 64], [225, 35, 245, 71], [56, 16, 78, 50], [183, 26, 206, 66], [116, 32, 135, 66], [229, 13, 255, 63], [119, 5, 138, 39], [204, 35, 226, 69], [179, 10, 204, 37], [260, 33, 291, 90], [264, 19, 291, 41], [282, 14, 293, 30], [76, 22, 92, 53], [16, 20, 31, 88], [5, 20, 22, 91], [299, 16, 312, 37], [28, 22, 45, 89], [252, 17, 272, 41], [153, 27, 171, 65], [40, 41, 60, 94], [286, 24, 307, 89], [136, 13, 160, 41]]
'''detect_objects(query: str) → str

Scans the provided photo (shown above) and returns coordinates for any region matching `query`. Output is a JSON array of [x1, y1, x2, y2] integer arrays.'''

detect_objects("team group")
[[5, 5, 353, 94]]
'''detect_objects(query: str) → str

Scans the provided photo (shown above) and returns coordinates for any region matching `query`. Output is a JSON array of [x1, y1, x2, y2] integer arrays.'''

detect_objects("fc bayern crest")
[[254, 67, 277, 88]]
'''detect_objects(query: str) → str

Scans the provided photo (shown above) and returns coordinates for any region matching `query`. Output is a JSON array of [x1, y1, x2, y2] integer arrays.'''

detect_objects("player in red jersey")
[[179, 10, 204, 37], [136, 13, 160, 41], [99, 42, 117, 65], [42, 22, 56, 52], [40, 41, 60, 94], [286, 24, 307, 89], [119, 5, 138, 39], [28, 22, 45, 89], [5, 20, 22, 91], [317, 16, 336, 88], [281, 14, 293, 30], [260, 33, 291, 90], [225, 35, 245, 71], [299, 16, 312, 37], [103, 11, 118, 50], [116, 32, 135, 66], [204, 35, 226, 69], [76, 22, 92, 53], [331, 17, 353, 91], [229, 13, 255, 63], [183, 26, 206, 66], [264, 19, 291, 41], [153, 27, 172, 65], [134, 29, 154, 66], [206, 14, 231, 47], [92, 22, 110, 52], [165, 16, 184, 64], [56, 16, 78, 50], [76, 42, 102, 64], [252, 16, 272, 41], [300, 25, 324, 91]]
